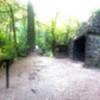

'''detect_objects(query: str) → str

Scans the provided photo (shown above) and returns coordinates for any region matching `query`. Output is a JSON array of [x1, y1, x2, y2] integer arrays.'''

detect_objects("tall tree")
[[27, 0, 35, 51], [8, 3, 17, 54]]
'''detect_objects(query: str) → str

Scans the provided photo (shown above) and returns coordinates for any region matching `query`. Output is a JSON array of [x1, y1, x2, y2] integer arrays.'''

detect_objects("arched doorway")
[[73, 35, 86, 61]]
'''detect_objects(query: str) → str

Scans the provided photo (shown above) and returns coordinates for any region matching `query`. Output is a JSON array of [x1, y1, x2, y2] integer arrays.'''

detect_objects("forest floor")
[[0, 53, 100, 100]]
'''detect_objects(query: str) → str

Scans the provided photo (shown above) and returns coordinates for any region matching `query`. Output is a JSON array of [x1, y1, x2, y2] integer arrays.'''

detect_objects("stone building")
[[69, 10, 100, 67]]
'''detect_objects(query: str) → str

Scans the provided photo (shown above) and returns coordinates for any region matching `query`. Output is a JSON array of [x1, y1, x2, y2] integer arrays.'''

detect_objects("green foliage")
[[0, 0, 80, 59], [17, 25, 29, 56], [36, 18, 80, 56], [0, 32, 16, 59], [0, 32, 6, 47], [36, 23, 51, 55], [0, 0, 28, 59], [2, 43, 16, 59]]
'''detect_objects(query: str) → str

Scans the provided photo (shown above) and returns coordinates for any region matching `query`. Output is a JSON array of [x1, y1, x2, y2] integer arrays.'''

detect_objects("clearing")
[[0, 53, 100, 100]]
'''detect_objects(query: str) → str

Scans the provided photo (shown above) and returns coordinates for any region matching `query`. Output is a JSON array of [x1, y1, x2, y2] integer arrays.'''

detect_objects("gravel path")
[[0, 53, 100, 100]]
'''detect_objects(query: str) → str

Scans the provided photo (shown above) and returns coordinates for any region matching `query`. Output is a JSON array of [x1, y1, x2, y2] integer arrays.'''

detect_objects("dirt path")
[[0, 53, 100, 100]]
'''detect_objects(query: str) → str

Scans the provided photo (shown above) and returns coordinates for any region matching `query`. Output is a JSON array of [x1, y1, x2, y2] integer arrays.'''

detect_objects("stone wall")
[[68, 42, 74, 59], [85, 34, 100, 67]]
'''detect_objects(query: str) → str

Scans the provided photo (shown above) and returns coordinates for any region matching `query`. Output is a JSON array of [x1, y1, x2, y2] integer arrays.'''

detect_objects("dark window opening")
[[54, 44, 68, 58]]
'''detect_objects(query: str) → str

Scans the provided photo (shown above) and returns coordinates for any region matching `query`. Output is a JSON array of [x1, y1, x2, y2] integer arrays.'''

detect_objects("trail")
[[0, 53, 100, 100]]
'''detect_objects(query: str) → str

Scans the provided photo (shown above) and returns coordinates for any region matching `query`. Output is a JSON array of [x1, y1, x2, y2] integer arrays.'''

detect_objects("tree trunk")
[[8, 4, 18, 56], [27, 1, 35, 51]]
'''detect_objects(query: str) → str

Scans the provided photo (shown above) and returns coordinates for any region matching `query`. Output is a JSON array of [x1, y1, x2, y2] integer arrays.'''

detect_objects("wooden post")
[[5, 60, 10, 88]]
